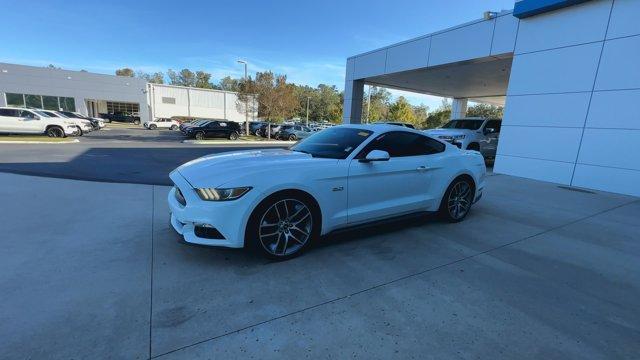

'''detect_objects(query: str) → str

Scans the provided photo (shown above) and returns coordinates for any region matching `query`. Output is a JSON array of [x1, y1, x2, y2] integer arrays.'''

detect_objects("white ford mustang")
[[168, 124, 486, 259]]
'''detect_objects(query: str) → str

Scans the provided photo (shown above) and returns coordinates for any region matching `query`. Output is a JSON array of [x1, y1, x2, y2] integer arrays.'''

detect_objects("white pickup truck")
[[0, 107, 79, 137]]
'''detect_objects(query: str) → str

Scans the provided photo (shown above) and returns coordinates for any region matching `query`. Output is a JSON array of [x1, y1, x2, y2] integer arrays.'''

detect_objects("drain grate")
[[558, 185, 596, 194]]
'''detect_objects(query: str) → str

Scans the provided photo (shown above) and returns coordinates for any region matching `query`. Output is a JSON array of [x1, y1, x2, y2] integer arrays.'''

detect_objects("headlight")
[[452, 135, 466, 140], [195, 187, 252, 201]]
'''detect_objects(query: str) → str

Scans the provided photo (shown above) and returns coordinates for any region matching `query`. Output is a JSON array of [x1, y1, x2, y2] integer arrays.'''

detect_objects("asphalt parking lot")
[[0, 125, 287, 185], [1, 126, 639, 359]]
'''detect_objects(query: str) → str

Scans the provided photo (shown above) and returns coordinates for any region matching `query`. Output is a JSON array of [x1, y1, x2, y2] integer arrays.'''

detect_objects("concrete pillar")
[[451, 98, 468, 119], [342, 79, 364, 124]]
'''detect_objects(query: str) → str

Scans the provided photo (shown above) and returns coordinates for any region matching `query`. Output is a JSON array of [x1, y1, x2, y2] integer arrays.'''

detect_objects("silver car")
[[425, 117, 501, 159]]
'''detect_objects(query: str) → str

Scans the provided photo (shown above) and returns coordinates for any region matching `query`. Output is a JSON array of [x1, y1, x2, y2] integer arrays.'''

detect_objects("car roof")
[[337, 123, 425, 135]]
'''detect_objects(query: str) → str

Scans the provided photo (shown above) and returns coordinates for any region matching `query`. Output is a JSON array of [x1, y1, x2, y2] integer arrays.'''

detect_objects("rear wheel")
[[439, 177, 474, 222], [288, 134, 297, 141], [229, 131, 239, 140], [133, 120, 141, 125], [46, 126, 65, 138], [247, 193, 318, 260], [255, 129, 262, 137], [195, 132, 205, 140], [149, 124, 157, 130], [170, 125, 178, 131]]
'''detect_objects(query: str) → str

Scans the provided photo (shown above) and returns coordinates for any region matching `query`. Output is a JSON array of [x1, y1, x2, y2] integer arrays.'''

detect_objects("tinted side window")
[[485, 120, 502, 133], [359, 132, 444, 158], [20, 110, 36, 119], [207, 121, 219, 128], [0, 109, 20, 117]]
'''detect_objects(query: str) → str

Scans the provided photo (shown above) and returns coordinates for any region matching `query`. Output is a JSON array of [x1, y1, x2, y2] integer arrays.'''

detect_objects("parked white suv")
[[0, 107, 79, 137], [144, 118, 180, 130]]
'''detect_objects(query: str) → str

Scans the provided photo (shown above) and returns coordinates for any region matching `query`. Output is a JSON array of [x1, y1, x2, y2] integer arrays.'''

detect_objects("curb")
[[182, 140, 294, 145], [0, 139, 80, 144]]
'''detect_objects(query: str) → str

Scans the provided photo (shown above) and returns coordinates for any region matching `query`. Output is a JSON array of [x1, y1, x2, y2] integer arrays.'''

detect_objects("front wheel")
[[170, 125, 178, 131], [229, 131, 239, 140], [149, 124, 157, 130], [288, 134, 297, 141], [194, 132, 205, 140], [439, 177, 474, 222], [247, 194, 318, 260], [46, 126, 65, 138]]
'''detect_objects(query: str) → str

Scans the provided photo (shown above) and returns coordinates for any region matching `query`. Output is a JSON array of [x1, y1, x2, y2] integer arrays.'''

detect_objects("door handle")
[[416, 166, 429, 172]]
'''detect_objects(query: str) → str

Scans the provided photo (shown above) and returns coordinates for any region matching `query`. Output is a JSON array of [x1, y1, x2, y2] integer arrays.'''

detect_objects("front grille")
[[175, 187, 186, 206], [438, 135, 453, 140]]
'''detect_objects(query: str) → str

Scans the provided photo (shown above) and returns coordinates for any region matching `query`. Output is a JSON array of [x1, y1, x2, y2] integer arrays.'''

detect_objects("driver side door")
[[347, 131, 435, 224]]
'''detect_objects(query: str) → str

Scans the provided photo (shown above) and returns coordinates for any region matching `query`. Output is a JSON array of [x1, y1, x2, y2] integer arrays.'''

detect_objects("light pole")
[[366, 85, 372, 123], [237, 60, 249, 136], [306, 96, 310, 126]]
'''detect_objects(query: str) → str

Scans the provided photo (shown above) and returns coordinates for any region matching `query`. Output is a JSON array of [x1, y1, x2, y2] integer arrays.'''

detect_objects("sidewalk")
[[1, 172, 638, 359]]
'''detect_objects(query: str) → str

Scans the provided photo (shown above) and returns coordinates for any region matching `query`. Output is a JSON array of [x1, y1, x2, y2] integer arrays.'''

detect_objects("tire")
[[171, 125, 178, 131], [439, 176, 475, 223], [288, 134, 297, 141], [255, 129, 262, 137], [467, 143, 480, 151], [246, 192, 320, 260], [194, 132, 205, 140], [229, 131, 239, 140], [149, 124, 157, 130], [133, 120, 141, 125], [46, 126, 65, 138]]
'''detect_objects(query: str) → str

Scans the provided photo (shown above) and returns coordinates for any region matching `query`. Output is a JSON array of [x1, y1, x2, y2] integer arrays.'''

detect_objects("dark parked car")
[[183, 120, 241, 140], [180, 119, 210, 133], [249, 121, 269, 136], [99, 112, 141, 124]]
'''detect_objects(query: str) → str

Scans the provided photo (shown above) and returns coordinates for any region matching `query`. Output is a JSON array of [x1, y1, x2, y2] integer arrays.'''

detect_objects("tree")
[[412, 104, 429, 128], [115, 68, 135, 77], [388, 96, 417, 124], [136, 71, 165, 84], [195, 71, 214, 89], [362, 86, 392, 122], [237, 71, 299, 121], [219, 76, 241, 92], [425, 99, 452, 129], [295, 84, 343, 123], [467, 103, 503, 118], [167, 69, 196, 87]]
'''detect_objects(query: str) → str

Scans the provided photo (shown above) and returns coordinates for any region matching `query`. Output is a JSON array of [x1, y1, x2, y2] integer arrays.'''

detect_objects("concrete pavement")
[[1, 172, 638, 359]]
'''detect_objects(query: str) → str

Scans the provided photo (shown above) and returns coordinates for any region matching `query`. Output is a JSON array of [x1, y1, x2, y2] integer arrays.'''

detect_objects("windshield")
[[60, 111, 82, 118], [441, 119, 484, 130], [290, 127, 373, 159]]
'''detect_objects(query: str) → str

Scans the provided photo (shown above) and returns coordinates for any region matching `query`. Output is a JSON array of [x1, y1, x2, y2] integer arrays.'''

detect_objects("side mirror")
[[360, 149, 390, 163]]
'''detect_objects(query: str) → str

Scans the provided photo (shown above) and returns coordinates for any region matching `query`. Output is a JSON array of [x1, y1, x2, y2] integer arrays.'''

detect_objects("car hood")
[[425, 128, 476, 137], [175, 148, 320, 188]]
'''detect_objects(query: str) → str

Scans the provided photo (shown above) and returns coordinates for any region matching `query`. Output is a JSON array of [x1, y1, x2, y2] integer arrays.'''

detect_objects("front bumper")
[[167, 171, 249, 248], [64, 125, 80, 135]]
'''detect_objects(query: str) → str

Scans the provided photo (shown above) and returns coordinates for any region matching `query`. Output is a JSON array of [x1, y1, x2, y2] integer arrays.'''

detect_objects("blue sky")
[[1, 0, 514, 108]]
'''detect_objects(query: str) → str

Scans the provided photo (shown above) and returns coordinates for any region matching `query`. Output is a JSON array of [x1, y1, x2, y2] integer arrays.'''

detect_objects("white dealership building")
[[343, 0, 639, 197], [0, 62, 255, 124]]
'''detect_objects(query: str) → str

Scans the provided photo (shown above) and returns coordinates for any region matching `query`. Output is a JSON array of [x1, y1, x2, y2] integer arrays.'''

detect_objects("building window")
[[4, 93, 75, 111], [5, 93, 25, 107], [162, 97, 176, 104], [25, 94, 43, 108], [106, 101, 140, 115], [42, 96, 59, 110], [59, 97, 76, 111]]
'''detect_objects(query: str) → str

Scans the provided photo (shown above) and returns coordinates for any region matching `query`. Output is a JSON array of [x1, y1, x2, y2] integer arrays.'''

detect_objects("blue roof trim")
[[513, 0, 592, 19]]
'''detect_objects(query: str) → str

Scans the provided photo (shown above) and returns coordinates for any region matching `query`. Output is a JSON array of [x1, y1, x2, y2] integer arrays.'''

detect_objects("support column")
[[342, 79, 364, 124], [451, 98, 468, 119]]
